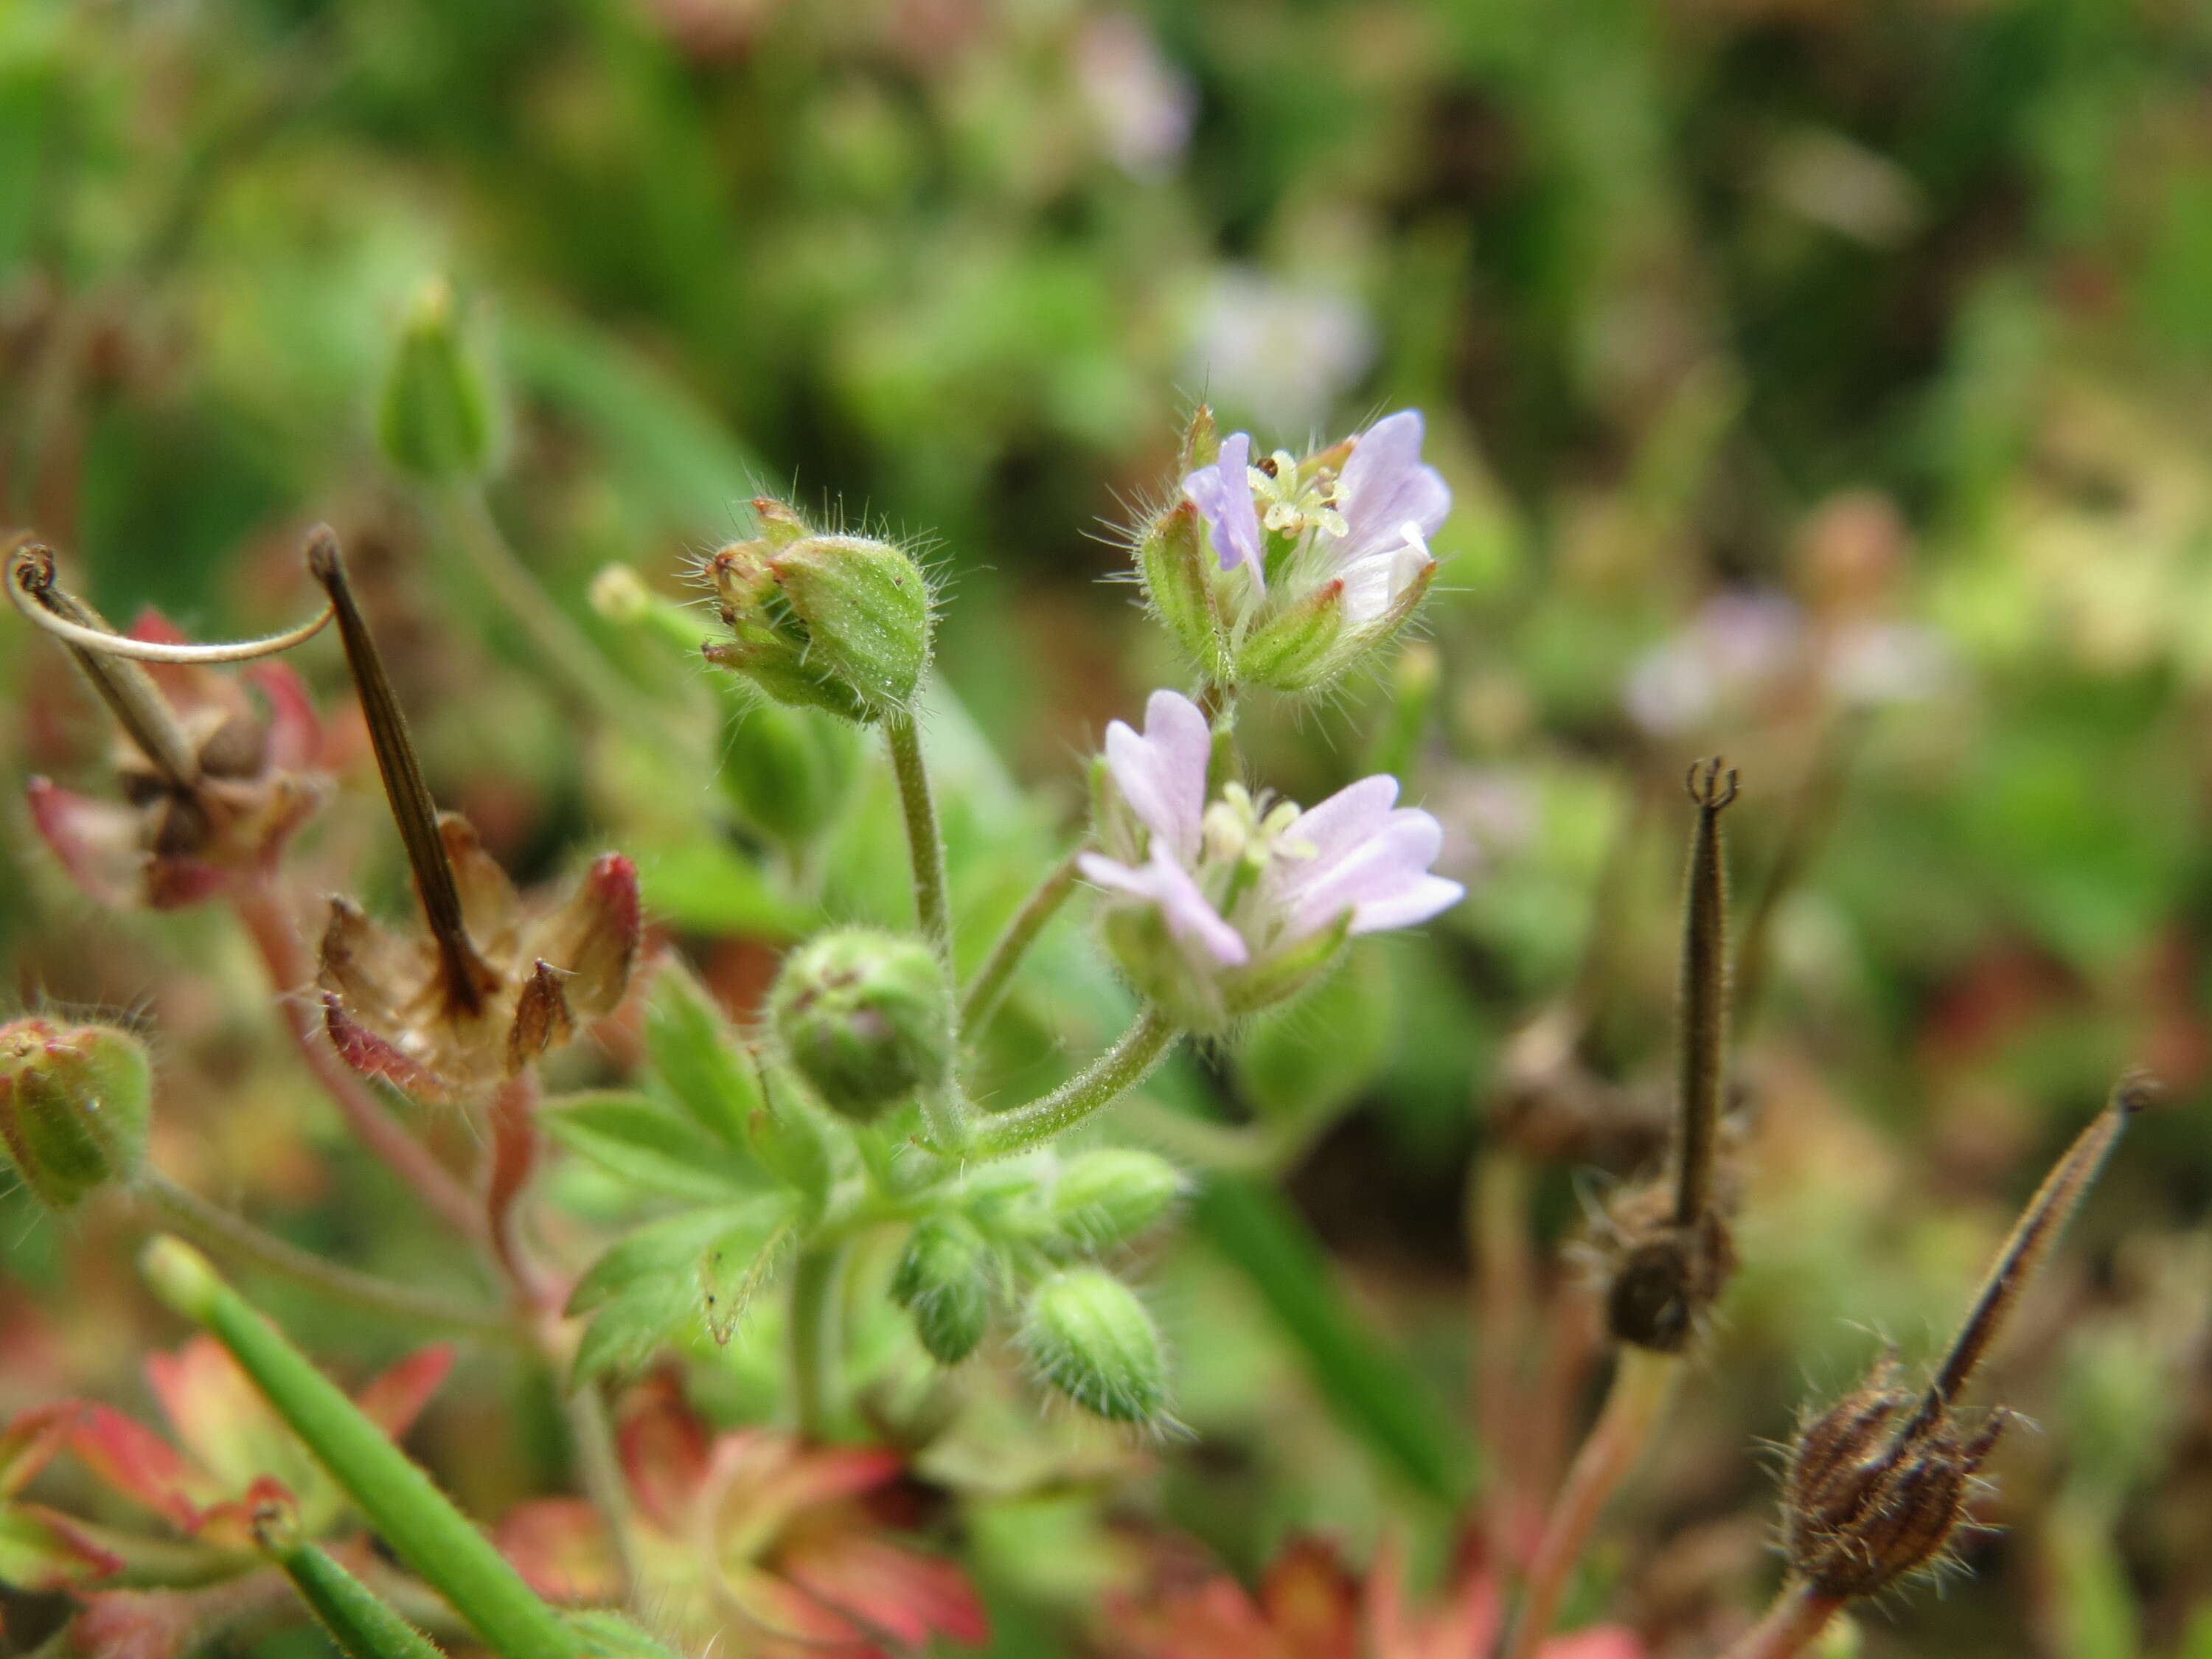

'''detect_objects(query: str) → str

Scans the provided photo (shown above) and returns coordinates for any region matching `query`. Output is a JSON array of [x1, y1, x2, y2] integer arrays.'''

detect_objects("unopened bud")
[[703, 503, 931, 723], [1021, 1267, 1169, 1423], [1136, 504, 1231, 682], [768, 928, 952, 1121], [377, 277, 497, 481], [891, 1214, 994, 1365], [0, 1018, 153, 1209], [1046, 1150, 1183, 1251], [719, 695, 860, 849]]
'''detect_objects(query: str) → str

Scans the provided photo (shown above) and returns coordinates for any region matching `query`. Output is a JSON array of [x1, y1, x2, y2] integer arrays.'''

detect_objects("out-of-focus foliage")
[[5, 1, 2212, 1657]]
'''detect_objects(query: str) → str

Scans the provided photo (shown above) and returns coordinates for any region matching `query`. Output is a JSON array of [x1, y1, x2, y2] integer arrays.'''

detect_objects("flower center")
[[1247, 451, 1348, 543], [1201, 782, 1312, 920]]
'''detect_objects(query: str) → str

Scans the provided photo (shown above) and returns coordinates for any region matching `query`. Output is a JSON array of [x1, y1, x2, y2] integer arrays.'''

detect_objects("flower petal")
[[1102, 691, 1212, 862], [1183, 431, 1264, 580], [1334, 411, 1450, 565], [1079, 851, 1249, 966]]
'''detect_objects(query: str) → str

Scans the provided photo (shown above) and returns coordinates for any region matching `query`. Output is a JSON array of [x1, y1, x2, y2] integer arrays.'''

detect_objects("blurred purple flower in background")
[[1074, 13, 1197, 178], [1184, 269, 1376, 431]]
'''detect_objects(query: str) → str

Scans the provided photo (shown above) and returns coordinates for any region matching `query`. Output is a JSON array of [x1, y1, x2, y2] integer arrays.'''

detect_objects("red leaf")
[[353, 1346, 454, 1441], [68, 1407, 205, 1530]]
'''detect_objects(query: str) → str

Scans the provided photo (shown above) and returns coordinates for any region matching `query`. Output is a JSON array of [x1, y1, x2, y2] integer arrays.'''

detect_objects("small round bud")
[[891, 1214, 994, 1365], [719, 696, 860, 849], [768, 929, 952, 1121], [1046, 1150, 1183, 1251], [378, 277, 498, 481], [0, 1018, 153, 1209], [1021, 1267, 1169, 1424], [703, 503, 932, 723]]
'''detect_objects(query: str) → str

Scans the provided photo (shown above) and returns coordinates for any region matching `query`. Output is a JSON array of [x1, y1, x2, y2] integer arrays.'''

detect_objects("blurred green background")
[[7, 1, 2212, 1656]]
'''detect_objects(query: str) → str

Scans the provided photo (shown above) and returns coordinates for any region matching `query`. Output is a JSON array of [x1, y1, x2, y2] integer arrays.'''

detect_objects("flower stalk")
[[970, 1006, 1182, 1158], [139, 1238, 574, 1659], [959, 847, 1082, 1040], [886, 710, 953, 965]]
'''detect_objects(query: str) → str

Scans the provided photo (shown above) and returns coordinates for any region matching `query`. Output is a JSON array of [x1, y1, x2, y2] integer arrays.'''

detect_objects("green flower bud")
[[703, 501, 932, 723], [1047, 1150, 1183, 1251], [891, 1214, 994, 1365], [0, 1018, 153, 1210], [1234, 577, 1346, 691], [719, 694, 860, 849], [1135, 503, 1231, 683], [378, 277, 498, 481], [1021, 1267, 1169, 1424], [768, 928, 952, 1121]]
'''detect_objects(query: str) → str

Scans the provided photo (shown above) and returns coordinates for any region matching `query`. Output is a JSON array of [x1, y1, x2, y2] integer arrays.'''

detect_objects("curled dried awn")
[[7, 543, 334, 663]]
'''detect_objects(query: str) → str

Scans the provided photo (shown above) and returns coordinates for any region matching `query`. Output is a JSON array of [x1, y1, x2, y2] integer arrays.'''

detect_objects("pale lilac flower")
[[1182, 431, 1264, 582], [1074, 13, 1197, 178], [1081, 692, 1463, 1004], [1624, 591, 1806, 736], [1329, 409, 1451, 624], [1822, 620, 1951, 707]]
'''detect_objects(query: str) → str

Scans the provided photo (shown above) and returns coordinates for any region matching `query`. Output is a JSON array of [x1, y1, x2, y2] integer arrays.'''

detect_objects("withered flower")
[[305, 529, 640, 1103], [10, 540, 333, 909], [1602, 758, 1741, 1353], [1778, 1072, 2155, 1601]]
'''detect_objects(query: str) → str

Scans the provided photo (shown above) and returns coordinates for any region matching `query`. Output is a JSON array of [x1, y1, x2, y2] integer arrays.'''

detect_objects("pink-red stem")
[[1714, 1582, 1846, 1659], [487, 1071, 557, 1312]]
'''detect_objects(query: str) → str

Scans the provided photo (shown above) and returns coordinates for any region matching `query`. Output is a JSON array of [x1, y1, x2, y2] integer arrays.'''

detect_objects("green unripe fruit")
[[1047, 1150, 1183, 1251], [378, 277, 497, 481], [768, 929, 952, 1121], [0, 1018, 153, 1209], [1021, 1268, 1169, 1423], [891, 1215, 993, 1365]]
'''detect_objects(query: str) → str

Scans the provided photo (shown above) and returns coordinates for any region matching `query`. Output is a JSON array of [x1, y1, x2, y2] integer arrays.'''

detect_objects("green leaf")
[[698, 1213, 797, 1346], [572, 1276, 701, 1385], [566, 1206, 760, 1317], [644, 964, 764, 1147], [633, 837, 810, 939], [543, 1092, 758, 1200], [1193, 1177, 1472, 1506], [1234, 947, 1394, 1122]]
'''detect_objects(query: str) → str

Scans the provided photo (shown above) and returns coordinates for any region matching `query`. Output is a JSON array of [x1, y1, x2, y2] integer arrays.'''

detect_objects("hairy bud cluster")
[[702, 499, 933, 723]]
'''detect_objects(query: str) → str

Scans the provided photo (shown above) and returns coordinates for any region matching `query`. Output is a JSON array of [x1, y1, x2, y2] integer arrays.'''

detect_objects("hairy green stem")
[[135, 1168, 512, 1338], [141, 1239, 573, 1659], [969, 1007, 1181, 1158], [959, 849, 1082, 1040], [885, 710, 953, 964], [262, 1535, 448, 1659], [788, 1244, 847, 1441]]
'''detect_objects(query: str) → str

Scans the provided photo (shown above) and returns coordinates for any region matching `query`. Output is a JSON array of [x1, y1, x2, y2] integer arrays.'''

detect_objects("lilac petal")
[[1276, 809, 1447, 939], [1182, 431, 1264, 582], [1334, 411, 1450, 564], [1348, 874, 1464, 933], [1079, 850, 1249, 966], [1280, 774, 1399, 869], [1102, 690, 1212, 861], [1337, 538, 1436, 627]]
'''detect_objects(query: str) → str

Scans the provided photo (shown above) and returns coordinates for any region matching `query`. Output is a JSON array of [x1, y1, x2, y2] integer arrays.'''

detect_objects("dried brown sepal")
[[1601, 1180, 1736, 1353], [1781, 1356, 2009, 1597]]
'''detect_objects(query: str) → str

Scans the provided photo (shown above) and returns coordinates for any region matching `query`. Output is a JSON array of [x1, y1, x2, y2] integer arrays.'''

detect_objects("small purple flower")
[[1182, 431, 1264, 584], [1327, 411, 1453, 625], [1074, 13, 1197, 179], [1081, 691, 1464, 1014]]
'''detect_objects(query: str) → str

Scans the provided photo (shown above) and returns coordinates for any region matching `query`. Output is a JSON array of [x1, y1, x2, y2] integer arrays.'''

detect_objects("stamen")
[[305, 528, 495, 1015]]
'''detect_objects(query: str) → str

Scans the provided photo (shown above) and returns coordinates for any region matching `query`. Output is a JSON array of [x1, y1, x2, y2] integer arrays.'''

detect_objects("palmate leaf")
[[568, 1202, 799, 1384], [643, 963, 765, 1148], [541, 1092, 762, 1201]]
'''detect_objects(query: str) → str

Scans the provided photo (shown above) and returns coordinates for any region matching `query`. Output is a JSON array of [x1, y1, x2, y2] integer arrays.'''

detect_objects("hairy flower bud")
[[891, 1214, 995, 1365], [378, 277, 498, 481], [1135, 502, 1231, 683], [703, 502, 932, 723], [768, 928, 953, 1121], [1021, 1267, 1169, 1423], [0, 1018, 153, 1209], [1046, 1149, 1183, 1251]]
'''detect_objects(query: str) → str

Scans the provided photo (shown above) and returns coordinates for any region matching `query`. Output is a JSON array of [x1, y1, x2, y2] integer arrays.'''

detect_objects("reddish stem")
[[229, 877, 485, 1245], [487, 1072, 556, 1311], [1714, 1582, 1846, 1659]]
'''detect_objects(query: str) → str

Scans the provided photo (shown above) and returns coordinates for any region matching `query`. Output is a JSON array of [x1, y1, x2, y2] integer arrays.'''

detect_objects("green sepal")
[[1137, 501, 1232, 681], [1236, 577, 1346, 692], [1222, 912, 1353, 1017]]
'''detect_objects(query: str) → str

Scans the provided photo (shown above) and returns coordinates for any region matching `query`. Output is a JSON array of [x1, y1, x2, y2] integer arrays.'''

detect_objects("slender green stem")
[[788, 1244, 847, 1441], [262, 1534, 448, 1659], [959, 849, 1082, 1040], [141, 1238, 574, 1659], [562, 1382, 639, 1610], [134, 1168, 514, 1338], [969, 1007, 1181, 1158], [1713, 1582, 1846, 1659], [885, 711, 953, 964], [1499, 1346, 1683, 1659]]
